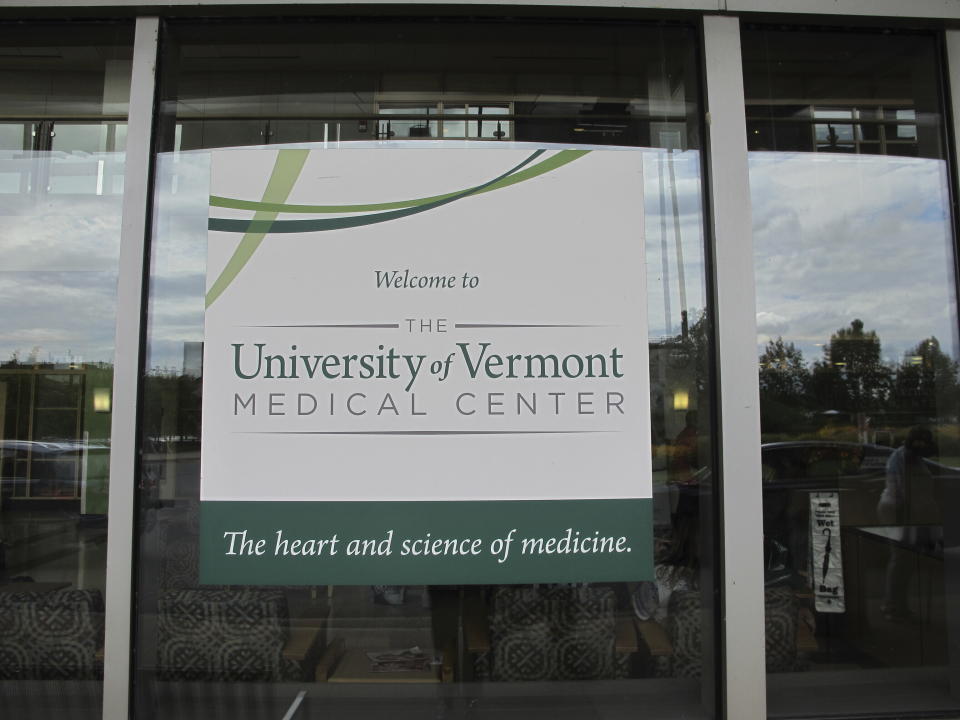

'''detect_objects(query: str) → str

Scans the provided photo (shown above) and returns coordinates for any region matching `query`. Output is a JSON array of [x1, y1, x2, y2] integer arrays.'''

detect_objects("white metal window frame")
[[103, 15, 158, 720], [6, 0, 960, 18], [702, 15, 766, 719], [81, 7, 960, 720]]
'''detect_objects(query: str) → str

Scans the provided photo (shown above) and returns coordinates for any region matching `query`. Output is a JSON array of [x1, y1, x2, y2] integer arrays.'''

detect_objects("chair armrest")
[[636, 619, 674, 657], [614, 616, 641, 653], [464, 618, 490, 653], [440, 652, 454, 683], [283, 626, 322, 662], [463, 590, 490, 652], [315, 637, 346, 682], [795, 615, 818, 653]]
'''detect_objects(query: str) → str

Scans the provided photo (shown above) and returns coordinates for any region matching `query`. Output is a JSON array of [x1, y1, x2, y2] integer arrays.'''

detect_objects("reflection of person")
[[661, 411, 702, 575], [877, 426, 937, 621], [669, 411, 699, 485], [372, 585, 405, 605], [878, 426, 938, 524]]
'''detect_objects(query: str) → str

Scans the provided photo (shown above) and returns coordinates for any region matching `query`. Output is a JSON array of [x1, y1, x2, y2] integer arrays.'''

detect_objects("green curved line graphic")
[[207, 149, 580, 307], [206, 149, 310, 309], [208, 149, 590, 215], [209, 149, 545, 236]]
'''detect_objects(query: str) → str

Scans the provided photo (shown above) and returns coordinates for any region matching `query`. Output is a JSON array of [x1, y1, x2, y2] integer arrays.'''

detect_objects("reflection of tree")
[[890, 336, 960, 416], [653, 308, 712, 409], [757, 319, 960, 445], [141, 371, 202, 444], [687, 310, 711, 408], [2, 348, 42, 369], [759, 338, 810, 434], [650, 308, 711, 462], [811, 319, 890, 414]]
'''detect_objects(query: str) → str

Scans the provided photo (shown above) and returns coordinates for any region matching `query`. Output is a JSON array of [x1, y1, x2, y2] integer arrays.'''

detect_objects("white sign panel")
[[200, 145, 652, 585]]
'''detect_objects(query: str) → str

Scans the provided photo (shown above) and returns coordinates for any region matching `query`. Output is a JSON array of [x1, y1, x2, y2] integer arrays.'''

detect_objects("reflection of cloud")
[[0, 270, 118, 364], [0, 146, 713, 372], [0, 153, 125, 272], [750, 152, 959, 364], [145, 148, 712, 368], [144, 154, 211, 369], [756, 311, 789, 338], [644, 150, 707, 339], [149, 153, 211, 276], [152, 272, 205, 299], [0, 153, 125, 365], [0, 211, 121, 271]]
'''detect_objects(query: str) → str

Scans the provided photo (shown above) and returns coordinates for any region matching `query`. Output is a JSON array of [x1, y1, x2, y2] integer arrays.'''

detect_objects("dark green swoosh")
[[209, 148, 543, 234], [209, 148, 589, 215], [207, 148, 590, 307]]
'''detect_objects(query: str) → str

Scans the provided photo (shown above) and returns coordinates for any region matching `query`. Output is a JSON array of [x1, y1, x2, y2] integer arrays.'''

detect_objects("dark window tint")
[[0, 21, 132, 719], [745, 25, 960, 717], [137, 18, 719, 720]]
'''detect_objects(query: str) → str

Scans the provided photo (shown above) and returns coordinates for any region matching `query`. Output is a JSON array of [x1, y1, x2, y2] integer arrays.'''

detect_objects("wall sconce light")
[[93, 387, 112, 413], [673, 389, 689, 411]]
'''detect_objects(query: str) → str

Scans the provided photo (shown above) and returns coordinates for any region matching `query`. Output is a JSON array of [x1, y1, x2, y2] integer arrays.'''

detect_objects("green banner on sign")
[[200, 498, 652, 585]]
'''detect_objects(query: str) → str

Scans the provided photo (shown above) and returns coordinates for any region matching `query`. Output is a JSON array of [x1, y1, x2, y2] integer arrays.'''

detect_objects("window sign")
[[200, 144, 652, 584], [810, 492, 845, 613]]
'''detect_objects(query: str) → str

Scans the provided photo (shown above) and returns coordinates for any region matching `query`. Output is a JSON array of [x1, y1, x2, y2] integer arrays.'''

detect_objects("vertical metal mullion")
[[941, 29, 960, 702], [702, 15, 767, 720], [102, 16, 159, 720]]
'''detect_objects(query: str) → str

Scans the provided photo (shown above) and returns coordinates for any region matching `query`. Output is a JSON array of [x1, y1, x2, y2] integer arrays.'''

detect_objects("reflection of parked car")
[[665, 440, 959, 581], [759, 440, 958, 506], [0, 440, 109, 499], [758, 441, 958, 580]]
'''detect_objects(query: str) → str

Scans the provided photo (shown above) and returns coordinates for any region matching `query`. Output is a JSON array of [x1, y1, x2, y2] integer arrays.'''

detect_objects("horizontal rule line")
[[235, 430, 619, 436], [454, 323, 611, 329], [240, 323, 400, 328]]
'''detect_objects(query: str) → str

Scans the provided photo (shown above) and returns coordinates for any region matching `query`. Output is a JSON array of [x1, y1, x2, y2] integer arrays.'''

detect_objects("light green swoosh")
[[206, 149, 310, 309], [209, 149, 590, 215], [208, 149, 546, 235], [206, 148, 590, 308]]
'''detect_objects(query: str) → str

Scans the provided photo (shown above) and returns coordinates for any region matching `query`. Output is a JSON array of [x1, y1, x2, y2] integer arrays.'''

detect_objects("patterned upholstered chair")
[[650, 586, 799, 678], [156, 588, 321, 682], [0, 589, 104, 680], [468, 585, 636, 681], [157, 519, 200, 590]]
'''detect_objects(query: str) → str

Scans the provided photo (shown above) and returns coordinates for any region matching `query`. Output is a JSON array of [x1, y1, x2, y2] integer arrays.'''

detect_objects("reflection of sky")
[[750, 152, 959, 365], [0, 271, 118, 365], [11, 146, 948, 377], [644, 150, 708, 340], [145, 146, 711, 371], [146, 152, 209, 372], [0, 152, 125, 365]]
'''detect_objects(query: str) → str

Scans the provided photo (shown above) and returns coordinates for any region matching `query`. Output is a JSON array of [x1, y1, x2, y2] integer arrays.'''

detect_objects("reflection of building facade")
[[0, 362, 112, 511], [3, 3, 960, 720]]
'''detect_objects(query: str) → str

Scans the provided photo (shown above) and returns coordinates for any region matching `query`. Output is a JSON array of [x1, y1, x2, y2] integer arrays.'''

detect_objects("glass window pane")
[[378, 105, 438, 139], [744, 25, 960, 717], [137, 18, 717, 720], [0, 123, 27, 151], [442, 106, 467, 138], [0, 21, 132, 717]]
